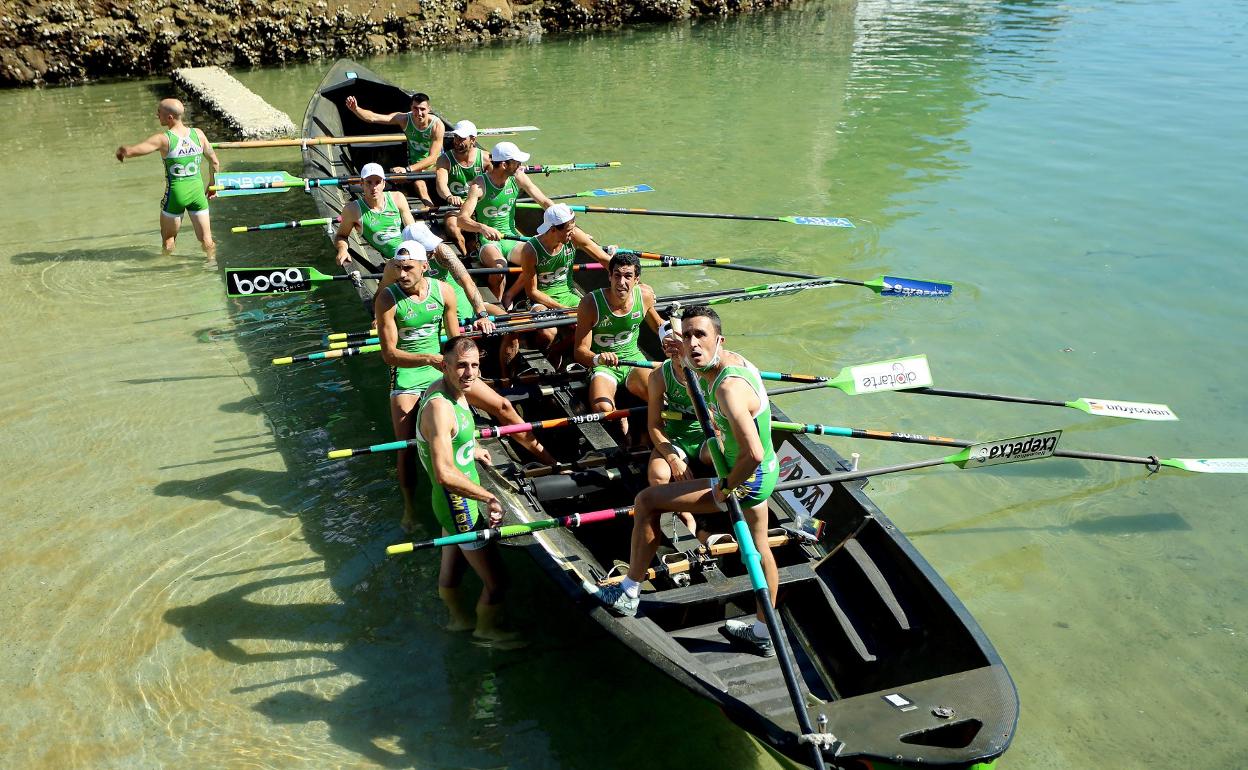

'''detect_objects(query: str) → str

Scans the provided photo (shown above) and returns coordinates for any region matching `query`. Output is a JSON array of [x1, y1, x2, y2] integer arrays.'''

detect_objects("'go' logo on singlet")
[[449, 181, 469, 196], [399, 326, 437, 341], [371, 227, 402, 247], [594, 329, 635, 349], [538, 267, 568, 287], [455, 439, 476, 466], [481, 204, 512, 219], [169, 159, 200, 178]]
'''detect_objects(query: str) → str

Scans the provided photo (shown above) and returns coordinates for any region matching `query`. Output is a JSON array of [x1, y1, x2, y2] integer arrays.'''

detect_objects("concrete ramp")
[[172, 66, 296, 140]]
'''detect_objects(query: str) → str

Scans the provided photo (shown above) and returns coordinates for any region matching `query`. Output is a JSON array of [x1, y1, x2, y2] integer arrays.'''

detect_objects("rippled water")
[[1, 0, 1245, 766]]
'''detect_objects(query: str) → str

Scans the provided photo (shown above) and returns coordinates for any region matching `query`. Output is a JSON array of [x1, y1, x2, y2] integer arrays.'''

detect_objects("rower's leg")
[[498, 332, 520, 373], [626, 479, 725, 581], [413, 179, 434, 208], [159, 212, 181, 255], [466, 381, 556, 465], [743, 500, 779, 619], [460, 544, 521, 642], [647, 449, 697, 534], [589, 372, 624, 437], [438, 543, 475, 631], [443, 213, 467, 255], [478, 243, 508, 303], [188, 208, 215, 261], [390, 392, 424, 532]]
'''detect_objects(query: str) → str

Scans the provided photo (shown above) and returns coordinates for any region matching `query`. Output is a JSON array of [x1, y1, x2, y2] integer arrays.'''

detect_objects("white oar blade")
[[953, 431, 1062, 469], [781, 216, 855, 228], [479, 125, 540, 135], [1162, 458, 1248, 474], [841, 354, 933, 394], [1070, 398, 1178, 421], [214, 171, 292, 196]]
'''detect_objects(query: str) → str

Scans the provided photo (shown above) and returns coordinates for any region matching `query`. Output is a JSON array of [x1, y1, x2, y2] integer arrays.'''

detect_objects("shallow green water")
[[1, 0, 1245, 766]]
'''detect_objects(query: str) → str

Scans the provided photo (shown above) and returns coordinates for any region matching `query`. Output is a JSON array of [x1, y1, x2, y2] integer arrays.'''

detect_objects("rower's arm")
[[345, 97, 406, 127], [395, 192, 417, 229], [333, 202, 361, 267], [375, 289, 443, 369], [571, 229, 612, 267], [435, 246, 487, 316], [647, 365, 679, 459], [434, 155, 454, 201], [197, 129, 221, 174], [518, 244, 567, 310], [440, 282, 463, 338], [572, 297, 598, 368], [715, 378, 765, 491], [456, 179, 487, 234], [514, 170, 554, 209], [641, 284, 663, 332], [420, 399, 498, 505], [115, 132, 167, 162]]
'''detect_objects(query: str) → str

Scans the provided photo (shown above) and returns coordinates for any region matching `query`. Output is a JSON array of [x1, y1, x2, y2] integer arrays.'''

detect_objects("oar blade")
[[583, 184, 654, 197], [831, 354, 933, 395], [225, 267, 316, 297], [1160, 458, 1248, 474], [1068, 398, 1179, 421], [865, 276, 954, 297], [479, 125, 540, 135], [950, 430, 1062, 469], [780, 216, 855, 228], [212, 171, 296, 196]]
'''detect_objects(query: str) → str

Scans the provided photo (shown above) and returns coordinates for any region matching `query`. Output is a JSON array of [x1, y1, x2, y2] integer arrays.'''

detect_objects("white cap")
[[536, 203, 575, 235], [359, 162, 386, 180], [490, 141, 530, 163], [450, 120, 478, 138], [392, 240, 428, 261], [402, 222, 443, 252]]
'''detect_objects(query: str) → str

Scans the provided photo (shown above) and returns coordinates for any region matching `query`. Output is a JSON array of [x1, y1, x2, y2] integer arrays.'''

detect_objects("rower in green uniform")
[[458, 141, 556, 307], [415, 335, 519, 643], [381, 221, 501, 336], [587, 305, 782, 658], [434, 120, 491, 255], [512, 204, 617, 362], [375, 239, 462, 532], [345, 92, 444, 206], [115, 98, 220, 260], [645, 320, 709, 537], [378, 240, 557, 533], [333, 162, 419, 267], [573, 252, 662, 438]]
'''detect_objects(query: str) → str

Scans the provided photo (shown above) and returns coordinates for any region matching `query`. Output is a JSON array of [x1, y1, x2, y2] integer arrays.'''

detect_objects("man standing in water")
[[345, 92, 443, 206], [115, 98, 220, 260], [586, 305, 781, 657], [417, 335, 519, 642]]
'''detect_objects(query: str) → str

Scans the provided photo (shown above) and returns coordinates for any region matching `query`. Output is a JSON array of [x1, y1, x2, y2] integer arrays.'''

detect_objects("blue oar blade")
[[878, 276, 953, 297], [782, 216, 855, 228], [587, 184, 653, 197]]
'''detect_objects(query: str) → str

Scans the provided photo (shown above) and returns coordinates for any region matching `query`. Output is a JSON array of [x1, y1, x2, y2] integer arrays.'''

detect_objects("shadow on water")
[[10, 245, 163, 265], [153, 468, 295, 517]]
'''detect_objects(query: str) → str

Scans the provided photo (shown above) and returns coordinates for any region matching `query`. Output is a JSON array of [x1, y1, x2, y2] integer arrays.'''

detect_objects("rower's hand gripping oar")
[[617, 248, 952, 297], [386, 506, 634, 555], [765, 420, 1248, 474], [676, 312, 829, 770]]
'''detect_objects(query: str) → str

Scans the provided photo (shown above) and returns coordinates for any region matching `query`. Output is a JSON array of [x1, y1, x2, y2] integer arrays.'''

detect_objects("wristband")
[[592, 353, 602, 367], [476, 309, 490, 319]]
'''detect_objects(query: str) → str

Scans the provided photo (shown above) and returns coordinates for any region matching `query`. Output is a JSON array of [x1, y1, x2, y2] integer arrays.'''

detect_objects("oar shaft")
[[904, 387, 1068, 408], [478, 406, 645, 438], [386, 505, 632, 554]]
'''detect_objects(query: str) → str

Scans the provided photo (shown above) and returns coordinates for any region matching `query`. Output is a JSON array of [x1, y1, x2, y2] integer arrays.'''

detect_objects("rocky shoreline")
[[1, 0, 792, 87]]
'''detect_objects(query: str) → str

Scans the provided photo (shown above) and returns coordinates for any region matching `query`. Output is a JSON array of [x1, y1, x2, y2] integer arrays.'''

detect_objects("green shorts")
[[665, 421, 707, 462], [478, 234, 522, 263], [591, 349, 645, 387], [162, 179, 209, 217], [717, 456, 780, 510], [390, 365, 440, 397]]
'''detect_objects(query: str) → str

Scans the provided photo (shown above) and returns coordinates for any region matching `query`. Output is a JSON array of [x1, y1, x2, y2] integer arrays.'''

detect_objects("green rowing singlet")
[[388, 280, 446, 393], [161, 128, 208, 216], [404, 114, 437, 165], [703, 357, 778, 508], [415, 389, 481, 535], [528, 235, 578, 307], [589, 285, 645, 357], [443, 148, 484, 198], [661, 359, 706, 458], [475, 173, 520, 237], [359, 193, 404, 260]]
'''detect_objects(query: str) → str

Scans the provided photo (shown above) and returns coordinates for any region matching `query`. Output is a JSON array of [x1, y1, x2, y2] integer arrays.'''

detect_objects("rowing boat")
[[301, 58, 1018, 769]]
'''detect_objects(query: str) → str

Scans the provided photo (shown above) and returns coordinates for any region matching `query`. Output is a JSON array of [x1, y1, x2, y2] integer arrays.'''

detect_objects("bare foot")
[[445, 615, 475, 632]]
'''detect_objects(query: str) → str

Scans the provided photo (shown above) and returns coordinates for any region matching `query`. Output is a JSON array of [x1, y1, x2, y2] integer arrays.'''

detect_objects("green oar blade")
[[826, 354, 933, 395], [1066, 398, 1179, 421], [948, 430, 1062, 469], [212, 170, 301, 196], [1159, 458, 1248, 474], [778, 216, 855, 228]]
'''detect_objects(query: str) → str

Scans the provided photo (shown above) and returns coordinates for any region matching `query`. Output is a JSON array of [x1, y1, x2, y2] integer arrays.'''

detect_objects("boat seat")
[[640, 563, 816, 610], [842, 539, 911, 631]]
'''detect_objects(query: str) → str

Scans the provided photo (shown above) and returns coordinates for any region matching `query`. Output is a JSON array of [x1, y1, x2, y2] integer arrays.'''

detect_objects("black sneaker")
[[720, 619, 775, 657]]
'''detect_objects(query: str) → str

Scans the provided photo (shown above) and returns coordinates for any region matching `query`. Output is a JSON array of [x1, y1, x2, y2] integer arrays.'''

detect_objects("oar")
[[902, 387, 1179, 422], [600, 532, 795, 585], [620, 354, 934, 395], [328, 406, 647, 459], [516, 202, 853, 229], [229, 185, 653, 232], [773, 429, 1068, 490], [210, 126, 539, 150], [616, 249, 951, 297], [386, 506, 633, 555], [680, 358, 827, 770], [212, 163, 623, 196], [673, 415, 1248, 475], [224, 266, 381, 297]]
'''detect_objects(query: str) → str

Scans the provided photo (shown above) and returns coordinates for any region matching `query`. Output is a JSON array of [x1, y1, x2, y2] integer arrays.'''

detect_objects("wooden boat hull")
[[302, 59, 1018, 769]]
